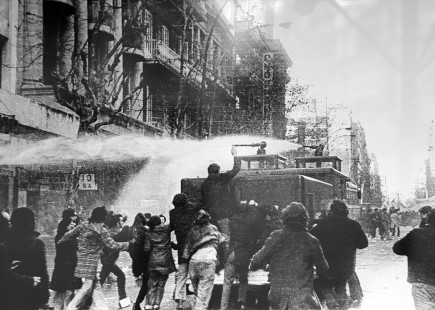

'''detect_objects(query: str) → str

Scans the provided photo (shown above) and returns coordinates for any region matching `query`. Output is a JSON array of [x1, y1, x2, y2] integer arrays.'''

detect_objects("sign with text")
[[79, 174, 97, 190], [263, 53, 274, 125]]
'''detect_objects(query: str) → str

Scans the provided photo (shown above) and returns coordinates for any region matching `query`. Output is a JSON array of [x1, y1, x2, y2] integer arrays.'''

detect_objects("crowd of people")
[[0, 155, 434, 310]]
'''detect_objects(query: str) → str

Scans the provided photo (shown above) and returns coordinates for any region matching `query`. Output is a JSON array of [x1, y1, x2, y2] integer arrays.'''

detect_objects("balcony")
[[144, 40, 233, 96], [123, 27, 146, 62], [144, 40, 181, 74], [88, 0, 114, 40]]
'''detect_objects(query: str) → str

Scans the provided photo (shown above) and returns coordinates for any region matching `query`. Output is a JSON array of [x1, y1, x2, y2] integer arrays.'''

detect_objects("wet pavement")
[[42, 227, 416, 310]]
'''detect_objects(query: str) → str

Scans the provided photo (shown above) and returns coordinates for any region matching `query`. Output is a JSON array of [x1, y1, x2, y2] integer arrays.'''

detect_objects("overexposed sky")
[[273, 0, 435, 200]]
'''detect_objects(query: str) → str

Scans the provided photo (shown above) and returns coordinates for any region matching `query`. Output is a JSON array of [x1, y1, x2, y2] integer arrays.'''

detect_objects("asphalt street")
[[42, 227, 416, 310]]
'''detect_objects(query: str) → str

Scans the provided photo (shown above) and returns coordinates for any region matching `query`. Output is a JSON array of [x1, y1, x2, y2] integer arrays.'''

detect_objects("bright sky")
[[272, 0, 435, 201]]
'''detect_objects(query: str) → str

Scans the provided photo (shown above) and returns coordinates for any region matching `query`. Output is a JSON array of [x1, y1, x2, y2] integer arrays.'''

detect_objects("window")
[[161, 25, 169, 46]]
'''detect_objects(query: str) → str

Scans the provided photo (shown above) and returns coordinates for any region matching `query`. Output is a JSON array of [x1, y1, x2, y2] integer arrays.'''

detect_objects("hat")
[[282, 202, 308, 223]]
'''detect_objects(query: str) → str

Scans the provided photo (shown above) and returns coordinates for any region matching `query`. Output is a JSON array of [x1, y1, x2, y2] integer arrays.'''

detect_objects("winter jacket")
[[183, 223, 224, 263], [129, 224, 149, 277], [310, 215, 368, 280], [2, 229, 50, 310], [229, 206, 266, 266], [393, 226, 435, 286], [50, 218, 82, 292], [250, 227, 329, 309], [59, 221, 129, 279], [200, 157, 241, 222], [144, 224, 175, 275], [169, 202, 199, 263]]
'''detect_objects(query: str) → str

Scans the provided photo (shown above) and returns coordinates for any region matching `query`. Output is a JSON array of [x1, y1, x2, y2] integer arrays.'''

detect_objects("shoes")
[[119, 297, 132, 308]]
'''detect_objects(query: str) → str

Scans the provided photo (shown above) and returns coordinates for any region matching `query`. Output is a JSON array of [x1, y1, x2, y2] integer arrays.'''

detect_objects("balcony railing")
[[144, 40, 233, 95]]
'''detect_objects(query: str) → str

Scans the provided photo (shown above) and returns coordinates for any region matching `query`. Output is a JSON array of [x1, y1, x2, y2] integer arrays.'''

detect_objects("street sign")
[[79, 173, 97, 190]]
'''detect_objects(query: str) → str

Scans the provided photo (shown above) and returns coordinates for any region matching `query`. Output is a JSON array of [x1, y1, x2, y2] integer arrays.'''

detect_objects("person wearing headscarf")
[[250, 202, 329, 310], [50, 209, 82, 310]]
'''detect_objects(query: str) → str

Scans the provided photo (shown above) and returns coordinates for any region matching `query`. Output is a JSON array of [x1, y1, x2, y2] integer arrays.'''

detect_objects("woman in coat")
[[50, 209, 82, 310], [143, 215, 176, 310], [59, 206, 129, 310], [250, 203, 329, 310]]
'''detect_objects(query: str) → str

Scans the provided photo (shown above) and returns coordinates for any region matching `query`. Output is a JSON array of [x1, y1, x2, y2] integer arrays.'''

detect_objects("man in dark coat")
[[169, 193, 199, 309], [3, 207, 50, 310], [200, 154, 241, 237], [311, 200, 368, 309], [250, 202, 329, 310], [393, 209, 435, 310], [0, 211, 42, 310], [220, 200, 267, 310]]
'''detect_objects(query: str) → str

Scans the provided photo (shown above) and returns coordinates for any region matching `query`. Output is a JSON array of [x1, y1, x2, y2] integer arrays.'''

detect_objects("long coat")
[[50, 218, 82, 291], [250, 228, 329, 310], [310, 215, 368, 280], [144, 224, 175, 275], [3, 229, 50, 310]]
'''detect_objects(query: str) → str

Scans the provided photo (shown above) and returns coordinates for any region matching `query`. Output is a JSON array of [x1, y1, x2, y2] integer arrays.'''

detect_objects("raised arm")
[[100, 228, 129, 251]]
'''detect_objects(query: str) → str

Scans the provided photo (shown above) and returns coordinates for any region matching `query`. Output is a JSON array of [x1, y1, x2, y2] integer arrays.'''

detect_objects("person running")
[[250, 202, 329, 310], [220, 200, 266, 310], [143, 215, 176, 310], [183, 210, 225, 310], [59, 206, 129, 310], [393, 209, 435, 310], [169, 193, 199, 309], [311, 200, 368, 309], [130, 213, 150, 310], [50, 209, 82, 310], [99, 213, 131, 308]]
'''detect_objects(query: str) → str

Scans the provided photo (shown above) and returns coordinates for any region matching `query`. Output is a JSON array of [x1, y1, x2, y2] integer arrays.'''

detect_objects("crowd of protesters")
[[0, 153, 434, 310]]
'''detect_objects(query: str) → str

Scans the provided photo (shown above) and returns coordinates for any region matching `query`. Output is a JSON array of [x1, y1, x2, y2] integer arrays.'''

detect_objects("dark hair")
[[208, 163, 220, 174], [193, 210, 211, 226], [62, 208, 76, 219], [10, 208, 35, 233], [330, 200, 348, 216], [420, 206, 432, 215], [89, 206, 108, 223], [148, 215, 162, 230], [105, 213, 119, 228], [172, 193, 188, 208], [133, 213, 146, 227]]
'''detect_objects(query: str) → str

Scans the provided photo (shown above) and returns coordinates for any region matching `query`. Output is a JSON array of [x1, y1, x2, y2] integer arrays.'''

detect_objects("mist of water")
[[0, 135, 300, 221]]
